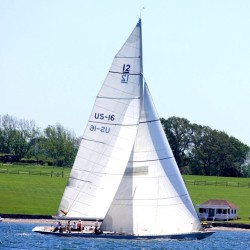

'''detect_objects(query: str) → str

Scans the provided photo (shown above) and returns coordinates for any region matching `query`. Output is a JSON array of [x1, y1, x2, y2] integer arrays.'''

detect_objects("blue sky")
[[1, 1, 250, 145]]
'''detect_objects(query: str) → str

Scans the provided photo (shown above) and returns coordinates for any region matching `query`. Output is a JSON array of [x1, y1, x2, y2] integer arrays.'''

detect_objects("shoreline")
[[3, 218, 54, 225], [2, 218, 250, 232]]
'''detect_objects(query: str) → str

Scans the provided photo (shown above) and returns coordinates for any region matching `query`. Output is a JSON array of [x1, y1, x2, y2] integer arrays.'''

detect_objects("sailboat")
[[33, 19, 214, 240]]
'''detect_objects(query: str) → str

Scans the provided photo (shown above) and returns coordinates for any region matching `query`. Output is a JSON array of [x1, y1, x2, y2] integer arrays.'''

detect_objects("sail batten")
[[129, 156, 174, 163], [139, 119, 160, 123], [115, 56, 141, 58], [109, 72, 141, 75], [96, 97, 140, 99], [88, 121, 139, 126]]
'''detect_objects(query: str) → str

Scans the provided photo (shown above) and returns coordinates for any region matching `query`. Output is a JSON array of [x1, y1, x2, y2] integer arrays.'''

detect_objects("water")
[[0, 222, 249, 250]]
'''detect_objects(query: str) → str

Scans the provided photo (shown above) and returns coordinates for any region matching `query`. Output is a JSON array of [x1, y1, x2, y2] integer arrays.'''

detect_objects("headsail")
[[56, 20, 143, 220], [101, 83, 202, 235]]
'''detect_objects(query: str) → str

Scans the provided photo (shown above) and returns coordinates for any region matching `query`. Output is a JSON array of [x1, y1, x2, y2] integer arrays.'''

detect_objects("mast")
[[139, 18, 143, 74], [138, 18, 144, 113]]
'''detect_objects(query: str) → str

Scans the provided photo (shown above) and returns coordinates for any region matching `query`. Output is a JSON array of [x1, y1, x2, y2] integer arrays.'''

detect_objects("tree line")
[[0, 114, 249, 177], [0, 114, 79, 167], [161, 117, 250, 177]]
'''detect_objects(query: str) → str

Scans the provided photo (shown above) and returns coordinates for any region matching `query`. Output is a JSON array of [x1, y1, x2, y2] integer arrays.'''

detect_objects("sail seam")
[[68, 176, 92, 183], [70, 167, 177, 177], [114, 56, 141, 58], [88, 120, 138, 126], [129, 156, 173, 163], [114, 193, 189, 201], [109, 71, 141, 75], [82, 138, 105, 144], [69, 169, 124, 176], [97, 96, 140, 100], [139, 119, 159, 124]]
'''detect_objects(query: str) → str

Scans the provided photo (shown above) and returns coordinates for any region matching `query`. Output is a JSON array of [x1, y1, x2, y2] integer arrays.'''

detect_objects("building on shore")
[[197, 199, 238, 221]]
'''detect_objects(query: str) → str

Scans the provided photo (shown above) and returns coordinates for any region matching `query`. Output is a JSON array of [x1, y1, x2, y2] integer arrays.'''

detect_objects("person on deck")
[[72, 221, 77, 231], [77, 220, 82, 231], [53, 221, 61, 232], [66, 220, 71, 233], [94, 219, 102, 234], [52, 221, 59, 232]]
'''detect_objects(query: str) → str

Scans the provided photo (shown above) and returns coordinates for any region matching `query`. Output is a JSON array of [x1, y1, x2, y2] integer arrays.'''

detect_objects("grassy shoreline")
[[0, 164, 250, 223]]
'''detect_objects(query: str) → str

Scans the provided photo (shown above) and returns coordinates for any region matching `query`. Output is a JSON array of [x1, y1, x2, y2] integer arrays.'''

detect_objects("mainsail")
[[57, 20, 143, 220], [56, 19, 202, 236]]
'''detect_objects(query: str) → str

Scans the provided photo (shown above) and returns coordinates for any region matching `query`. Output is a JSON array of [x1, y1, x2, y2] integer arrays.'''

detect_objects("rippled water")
[[0, 222, 249, 249]]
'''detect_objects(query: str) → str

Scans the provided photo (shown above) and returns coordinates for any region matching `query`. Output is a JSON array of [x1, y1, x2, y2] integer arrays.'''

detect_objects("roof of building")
[[198, 199, 238, 209]]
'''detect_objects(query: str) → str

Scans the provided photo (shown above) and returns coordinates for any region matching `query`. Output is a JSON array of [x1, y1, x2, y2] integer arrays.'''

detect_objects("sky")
[[1, 1, 250, 145]]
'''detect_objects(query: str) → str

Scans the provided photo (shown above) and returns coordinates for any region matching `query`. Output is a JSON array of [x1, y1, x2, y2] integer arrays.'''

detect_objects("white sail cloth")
[[56, 20, 142, 220]]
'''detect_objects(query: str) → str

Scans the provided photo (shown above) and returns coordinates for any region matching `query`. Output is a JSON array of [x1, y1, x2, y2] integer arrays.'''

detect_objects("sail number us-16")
[[89, 113, 115, 133], [94, 113, 115, 121]]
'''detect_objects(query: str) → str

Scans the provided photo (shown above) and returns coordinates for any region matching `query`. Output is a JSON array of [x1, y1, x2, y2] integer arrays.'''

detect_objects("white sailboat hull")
[[32, 226, 214, 240]]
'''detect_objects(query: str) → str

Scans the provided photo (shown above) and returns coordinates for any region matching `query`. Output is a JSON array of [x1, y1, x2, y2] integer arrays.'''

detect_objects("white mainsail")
[[56, 19, 202, 236], [56, 20, 143, 220]]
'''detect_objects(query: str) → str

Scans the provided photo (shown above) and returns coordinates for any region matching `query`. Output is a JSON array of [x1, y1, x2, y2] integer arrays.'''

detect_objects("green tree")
[[0, 115, 39, 158], [190, 128, 249, 177], [161, 116, 250, 177], [161, 117, 193, 169], [40, 124, 78, 167]]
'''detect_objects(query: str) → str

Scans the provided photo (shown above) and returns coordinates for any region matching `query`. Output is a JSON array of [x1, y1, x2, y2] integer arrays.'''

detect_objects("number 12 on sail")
[[121, 64, 130, 83]]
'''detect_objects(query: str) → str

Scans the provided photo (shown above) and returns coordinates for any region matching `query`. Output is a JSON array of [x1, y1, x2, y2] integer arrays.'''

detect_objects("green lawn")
[[0, 164, 249, 224], [0, 174, 67, 215], [183, 175, 250, 224], [0, 164, 69, 215]]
